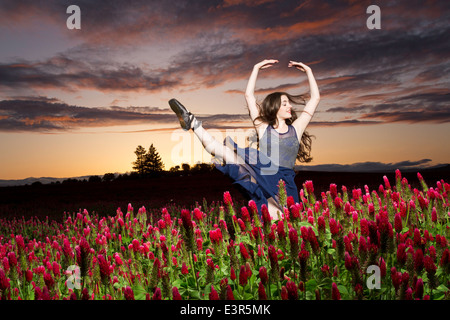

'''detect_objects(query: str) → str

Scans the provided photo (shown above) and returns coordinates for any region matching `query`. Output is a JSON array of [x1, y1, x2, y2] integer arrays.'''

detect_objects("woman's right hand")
[[255, 59, 279, 70], [246, 59, 277, 122]]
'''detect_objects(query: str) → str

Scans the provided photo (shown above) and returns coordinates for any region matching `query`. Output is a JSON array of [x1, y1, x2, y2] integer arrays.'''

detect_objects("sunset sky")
[[0, 0, 449, 180]]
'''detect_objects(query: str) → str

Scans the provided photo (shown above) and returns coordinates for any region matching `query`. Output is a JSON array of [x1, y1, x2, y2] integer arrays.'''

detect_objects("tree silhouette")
[[132, 145, 147, 175], [132, 144, 164, 175], [181, 163, 190, 172], [145, 144, 164, 173], [102, 173, 116, 182]]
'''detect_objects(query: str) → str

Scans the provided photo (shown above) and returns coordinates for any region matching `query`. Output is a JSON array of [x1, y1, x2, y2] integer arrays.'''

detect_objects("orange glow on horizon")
[[2, 122, 448, 180]]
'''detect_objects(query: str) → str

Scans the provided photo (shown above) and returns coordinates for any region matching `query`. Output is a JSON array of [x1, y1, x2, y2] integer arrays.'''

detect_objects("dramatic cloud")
[[325, 91, 450, 124], [0, 96, 408, 132], [0, 98, 254, 132], [0, 98, 172, 131], [0, 0, 448, 129], [0, 1, 448, 180], [295, 159, 440, 172], [0, 56, 181, 92]]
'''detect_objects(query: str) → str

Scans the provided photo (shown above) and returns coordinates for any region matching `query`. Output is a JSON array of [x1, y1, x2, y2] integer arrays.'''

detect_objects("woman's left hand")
[[288, 61, 311, 73]]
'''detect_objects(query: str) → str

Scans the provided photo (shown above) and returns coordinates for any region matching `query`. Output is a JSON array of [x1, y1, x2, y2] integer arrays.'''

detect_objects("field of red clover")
[[0, 169, 448, 300]]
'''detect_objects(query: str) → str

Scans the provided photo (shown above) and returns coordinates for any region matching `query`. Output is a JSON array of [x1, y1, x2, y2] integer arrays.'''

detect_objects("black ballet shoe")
[[169, 98, 194, 131]]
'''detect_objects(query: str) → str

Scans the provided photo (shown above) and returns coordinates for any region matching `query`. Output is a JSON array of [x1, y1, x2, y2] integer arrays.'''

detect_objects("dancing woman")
[[169, 59, 320, 219]]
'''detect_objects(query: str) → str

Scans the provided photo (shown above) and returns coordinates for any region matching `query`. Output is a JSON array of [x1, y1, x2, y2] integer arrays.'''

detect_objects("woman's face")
[[277, 95, 292, 120]]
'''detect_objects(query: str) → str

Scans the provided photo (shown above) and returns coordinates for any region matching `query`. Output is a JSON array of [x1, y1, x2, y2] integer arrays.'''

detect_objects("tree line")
[[28, 144, 214, 187], [132, 144, 214, 176]]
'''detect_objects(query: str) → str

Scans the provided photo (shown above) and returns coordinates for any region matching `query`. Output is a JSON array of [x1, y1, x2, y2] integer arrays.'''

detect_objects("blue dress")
[[215, 124, 300, 212]]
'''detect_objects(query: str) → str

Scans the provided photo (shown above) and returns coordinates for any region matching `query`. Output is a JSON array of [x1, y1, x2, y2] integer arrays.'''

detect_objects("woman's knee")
[[267, 197, 282, 220]]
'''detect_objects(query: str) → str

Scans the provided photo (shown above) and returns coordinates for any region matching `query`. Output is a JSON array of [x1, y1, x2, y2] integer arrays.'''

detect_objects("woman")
[[169, 59, 320, 219]]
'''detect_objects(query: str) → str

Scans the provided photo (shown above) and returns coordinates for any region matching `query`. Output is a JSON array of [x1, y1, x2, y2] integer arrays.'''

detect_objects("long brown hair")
[[253, 91, 314, 163]]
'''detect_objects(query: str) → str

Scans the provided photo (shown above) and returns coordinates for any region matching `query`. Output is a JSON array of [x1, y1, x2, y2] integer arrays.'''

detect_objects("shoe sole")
[[169, 98, 190, 131]]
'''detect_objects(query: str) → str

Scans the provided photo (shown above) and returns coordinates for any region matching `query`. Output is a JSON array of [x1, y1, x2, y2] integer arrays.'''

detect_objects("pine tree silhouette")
[[132, 144, 164, 176], [132, 145, 147, 175], [145, 144, 164, 173]]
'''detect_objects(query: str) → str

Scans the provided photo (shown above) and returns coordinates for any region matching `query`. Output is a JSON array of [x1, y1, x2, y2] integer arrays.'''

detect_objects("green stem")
[[17, 279, 24, 300], [190, 251, 200, 294], [405, 207, 410, 228], [276, 278, 281, 300], [292, 258, 296, 281], [81, 276, 85, 297], [315, 255, 320, 278], [384, 252, 389, 298]]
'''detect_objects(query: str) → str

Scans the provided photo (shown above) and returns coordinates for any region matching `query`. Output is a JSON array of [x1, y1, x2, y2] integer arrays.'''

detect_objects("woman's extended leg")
[[192, 121, 239, 165], [169, 98, 238, 165]]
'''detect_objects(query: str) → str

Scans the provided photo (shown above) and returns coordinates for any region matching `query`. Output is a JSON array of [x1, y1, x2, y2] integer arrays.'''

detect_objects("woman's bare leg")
[[169, 98, 239, 165], [267, 197, 282, 220], [192, 120, 238, 165]]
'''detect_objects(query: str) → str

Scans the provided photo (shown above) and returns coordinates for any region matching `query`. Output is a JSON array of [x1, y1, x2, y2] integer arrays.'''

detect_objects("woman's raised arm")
[[245, 59, 279, 123], [289, 61, 320, 139]]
